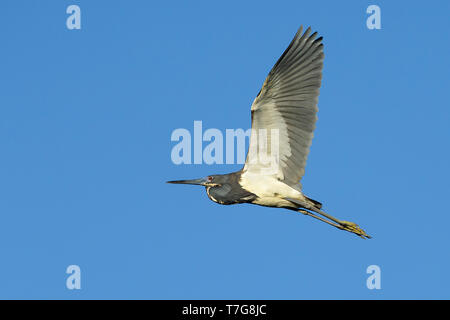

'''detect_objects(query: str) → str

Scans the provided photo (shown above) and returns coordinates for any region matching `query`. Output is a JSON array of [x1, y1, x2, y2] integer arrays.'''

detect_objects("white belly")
[[239, 172, 305, 208]]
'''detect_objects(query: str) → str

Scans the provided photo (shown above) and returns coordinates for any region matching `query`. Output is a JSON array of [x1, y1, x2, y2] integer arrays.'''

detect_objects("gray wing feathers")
[[245, 26, 324, 189]]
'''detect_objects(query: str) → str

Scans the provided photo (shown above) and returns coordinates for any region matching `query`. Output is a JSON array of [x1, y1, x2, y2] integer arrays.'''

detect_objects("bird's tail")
[[305, 196, 322, 209]]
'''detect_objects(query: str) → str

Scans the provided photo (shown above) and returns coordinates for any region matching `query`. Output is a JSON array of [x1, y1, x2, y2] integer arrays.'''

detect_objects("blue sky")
[[0, 0, 449, 299]]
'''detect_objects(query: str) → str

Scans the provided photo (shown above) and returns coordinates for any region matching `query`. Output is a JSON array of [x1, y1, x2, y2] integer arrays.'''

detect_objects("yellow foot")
[[338, 221, 371, 239]]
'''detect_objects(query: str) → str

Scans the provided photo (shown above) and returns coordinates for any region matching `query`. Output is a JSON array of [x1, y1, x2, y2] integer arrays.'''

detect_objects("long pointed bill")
[[166, 178, 207, 186]]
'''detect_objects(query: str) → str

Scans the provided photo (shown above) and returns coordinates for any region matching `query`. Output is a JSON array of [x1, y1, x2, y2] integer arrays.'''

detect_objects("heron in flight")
[[168, 26, 370, 239]]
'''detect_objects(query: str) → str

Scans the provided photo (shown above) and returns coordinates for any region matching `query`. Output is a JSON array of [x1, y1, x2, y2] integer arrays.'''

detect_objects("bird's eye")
[[207, 176, 213, 182]]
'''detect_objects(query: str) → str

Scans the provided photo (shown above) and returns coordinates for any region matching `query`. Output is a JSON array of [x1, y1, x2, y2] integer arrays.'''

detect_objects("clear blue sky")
[[0, 0, 449, 299]]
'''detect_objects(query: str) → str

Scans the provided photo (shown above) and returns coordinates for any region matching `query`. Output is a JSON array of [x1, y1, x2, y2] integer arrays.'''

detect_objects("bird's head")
[[167, 174, 238, 205], [166, 175, 223, 188]]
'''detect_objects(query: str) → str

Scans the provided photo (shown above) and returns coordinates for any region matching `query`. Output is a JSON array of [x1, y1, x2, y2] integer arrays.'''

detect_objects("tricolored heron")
[[168, 26, 370, 239]]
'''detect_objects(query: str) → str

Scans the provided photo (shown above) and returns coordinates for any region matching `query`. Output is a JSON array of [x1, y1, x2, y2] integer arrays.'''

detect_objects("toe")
[[339, 221, 371, 239]]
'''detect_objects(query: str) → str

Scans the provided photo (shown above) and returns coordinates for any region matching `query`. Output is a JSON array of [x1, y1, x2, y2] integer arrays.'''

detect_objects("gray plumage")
[[205, 173, 256, 205]]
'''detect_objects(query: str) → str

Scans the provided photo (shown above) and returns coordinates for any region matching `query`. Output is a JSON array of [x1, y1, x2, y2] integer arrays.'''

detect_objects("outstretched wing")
[[243, 26, 324, 190]]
